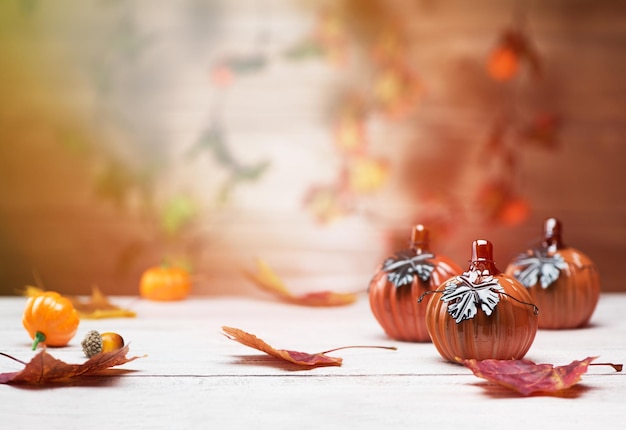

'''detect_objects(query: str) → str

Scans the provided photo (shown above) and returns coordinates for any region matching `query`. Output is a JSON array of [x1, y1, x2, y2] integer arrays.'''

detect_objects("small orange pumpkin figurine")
[[505, 217, 600, 329], [424, 239, 538, 362], [369, 225, 462, 342], [22, 291, 80, 350], [139, 265, 191, 301]]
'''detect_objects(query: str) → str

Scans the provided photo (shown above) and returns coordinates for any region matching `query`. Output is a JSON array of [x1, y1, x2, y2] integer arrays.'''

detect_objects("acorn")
[[81, 330, 125, 357]]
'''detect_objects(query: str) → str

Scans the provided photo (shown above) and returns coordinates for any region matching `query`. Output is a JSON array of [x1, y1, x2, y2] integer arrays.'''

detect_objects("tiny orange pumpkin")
[[139, 265, 191, 301], [22, 291, 80, 350]]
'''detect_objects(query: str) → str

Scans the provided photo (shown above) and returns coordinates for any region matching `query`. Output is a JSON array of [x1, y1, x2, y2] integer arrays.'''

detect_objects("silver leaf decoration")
[[441, 270, 504, 323], [382, 251, 436, 287], [511, 250, 569, 288]]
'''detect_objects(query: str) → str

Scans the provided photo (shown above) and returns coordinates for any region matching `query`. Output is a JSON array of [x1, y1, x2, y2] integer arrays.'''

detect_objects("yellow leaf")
[[243, 258, 291, 298], [243, 258, 358, 307], [70, 286, 137, 319]]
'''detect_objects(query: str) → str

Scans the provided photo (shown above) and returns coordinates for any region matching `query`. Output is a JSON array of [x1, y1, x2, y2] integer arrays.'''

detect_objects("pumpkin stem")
[[32, 331, 46, 350]]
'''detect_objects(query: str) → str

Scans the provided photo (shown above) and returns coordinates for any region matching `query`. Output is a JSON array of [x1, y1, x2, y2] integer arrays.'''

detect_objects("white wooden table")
[[1, 294, 624, 429]]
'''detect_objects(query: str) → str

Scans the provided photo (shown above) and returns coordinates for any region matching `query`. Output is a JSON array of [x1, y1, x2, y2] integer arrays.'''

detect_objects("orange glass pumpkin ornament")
[[369, 225, 463, 342], [139, 265, 191, 301], [22, 291, 80, 350], [424, 240, 538, 362], [505, 217, 600, 329]]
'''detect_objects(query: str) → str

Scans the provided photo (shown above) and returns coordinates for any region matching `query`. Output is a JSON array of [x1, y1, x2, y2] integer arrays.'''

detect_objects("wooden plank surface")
[[1, 293, 625, 429]]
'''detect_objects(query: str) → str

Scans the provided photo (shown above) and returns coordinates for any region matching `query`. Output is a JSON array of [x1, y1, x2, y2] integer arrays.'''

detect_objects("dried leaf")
[[303, 184, 353, 224], [222, 326, 343, 367], [22, 285, 45, 297], [283, 38, 324, 61], [70, 286, 137, 319], [94, 161, 137, 209], [373, 62, 423, 120], [476, 180, 530, 226], [243, 258, 358, 306], [159, 194, 198, 237], [0, 345, 143, 385], [334, 115, 367, 154], [24, 286, 136, 319], [462, 356, 602, 396], [346, 155, 389, 194], [222, 326, 396, 368], [521, 113, 560, 149]]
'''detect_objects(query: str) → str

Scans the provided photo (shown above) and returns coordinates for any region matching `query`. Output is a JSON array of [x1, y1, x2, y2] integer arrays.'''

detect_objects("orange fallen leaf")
[[243, 258, 358, 306], [0, 345, 144, 385], [70, 286, 137, 319], [461, 356, 621, 396], [222, 326, 396, 368]]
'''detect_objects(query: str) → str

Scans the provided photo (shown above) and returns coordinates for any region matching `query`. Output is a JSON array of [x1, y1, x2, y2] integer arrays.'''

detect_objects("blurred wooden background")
[[0, 0, 624, 296]]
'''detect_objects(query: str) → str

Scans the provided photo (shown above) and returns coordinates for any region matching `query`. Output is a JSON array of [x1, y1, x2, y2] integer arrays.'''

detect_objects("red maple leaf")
[[461, 356, 619, 396], [0, 345, 143, 385], [222, 326, 395, 368]]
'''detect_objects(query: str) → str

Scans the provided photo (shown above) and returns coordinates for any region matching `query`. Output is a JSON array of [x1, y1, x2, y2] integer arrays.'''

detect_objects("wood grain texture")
[[0, 293, 624, 429]]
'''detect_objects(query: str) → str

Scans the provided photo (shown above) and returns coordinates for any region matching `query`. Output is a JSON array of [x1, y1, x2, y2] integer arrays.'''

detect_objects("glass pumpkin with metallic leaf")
[[424, 239, 539, 362], [368, 225, 462, 342], [505, 217, 600, 329]]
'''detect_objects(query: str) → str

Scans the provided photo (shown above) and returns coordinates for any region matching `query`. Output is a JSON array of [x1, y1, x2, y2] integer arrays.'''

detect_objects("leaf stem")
[[0, 351, 28, 365], [590, 362, 623, 372], [318, 345, 398, 355]]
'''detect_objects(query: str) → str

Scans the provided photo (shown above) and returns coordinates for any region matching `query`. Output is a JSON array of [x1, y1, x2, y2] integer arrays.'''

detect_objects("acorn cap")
[[81, 330, 103, 358]]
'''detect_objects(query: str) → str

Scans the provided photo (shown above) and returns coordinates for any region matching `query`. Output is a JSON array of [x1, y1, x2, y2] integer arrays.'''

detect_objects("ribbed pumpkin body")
[[506, 218, 600, 329], [426, 275, 538, 361], [369, 255, 461, 342], [425, 240, 538, 362], [22, 291, 80, 347]]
